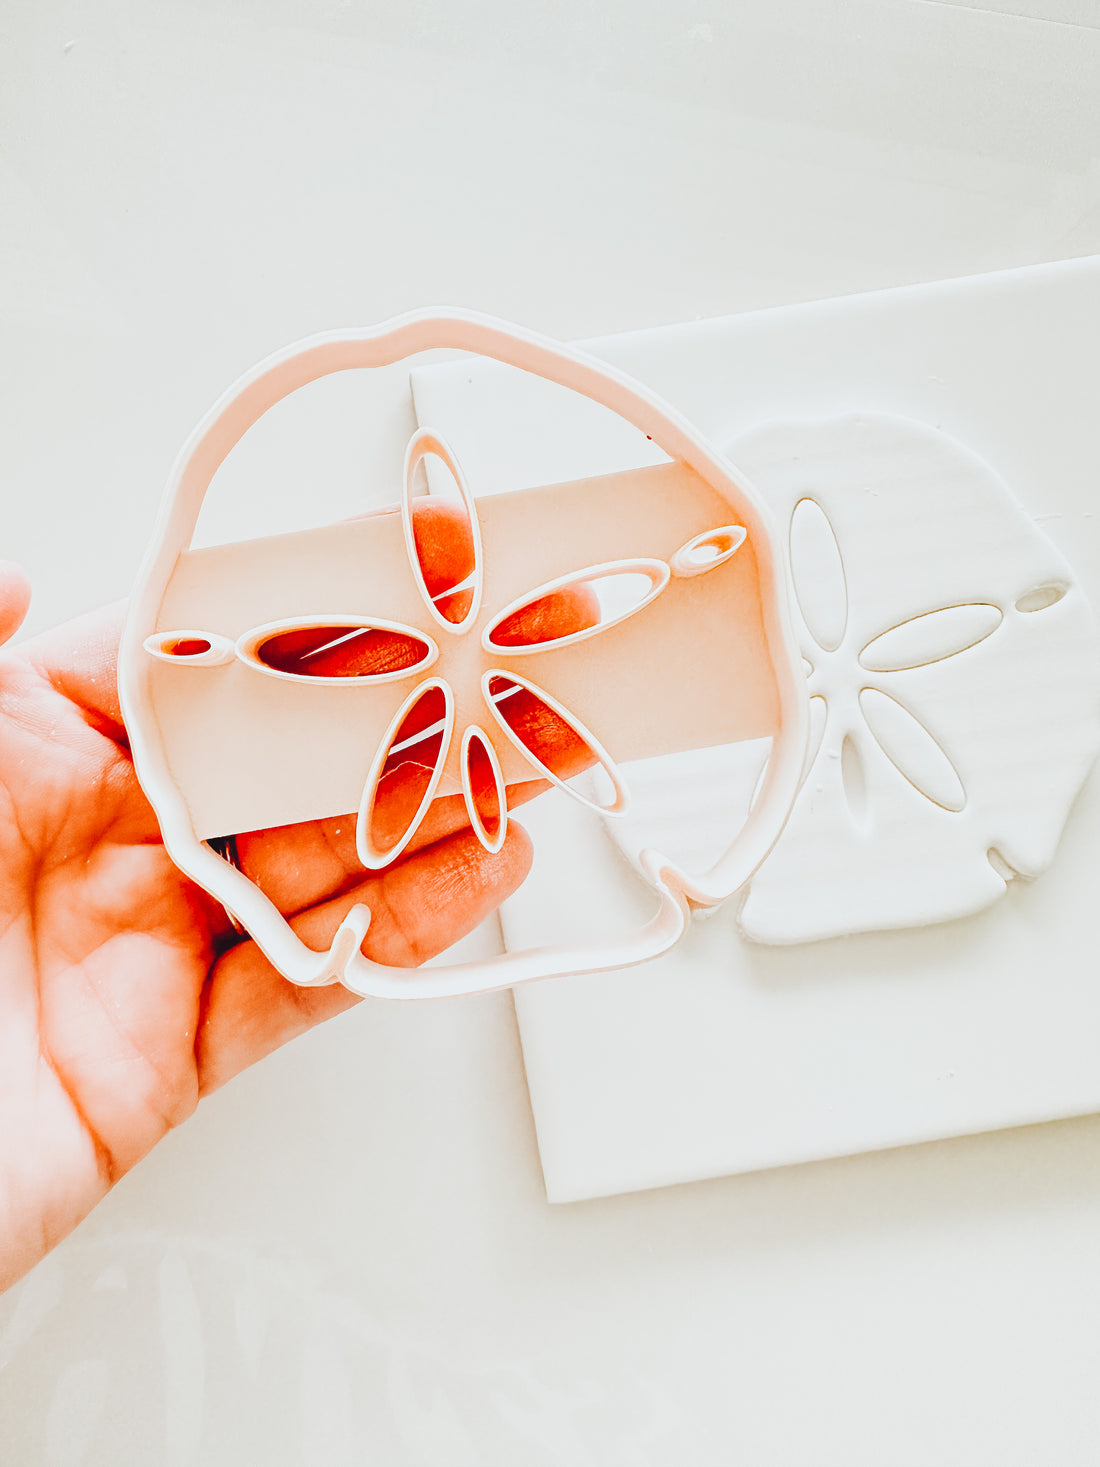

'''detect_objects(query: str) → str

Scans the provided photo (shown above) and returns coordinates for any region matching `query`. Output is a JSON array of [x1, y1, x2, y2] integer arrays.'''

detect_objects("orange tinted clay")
[[465, 730, 503, 842], [369, 683, 450, 856], [256, 625, 428, 679], [167, 637, 212, 657]]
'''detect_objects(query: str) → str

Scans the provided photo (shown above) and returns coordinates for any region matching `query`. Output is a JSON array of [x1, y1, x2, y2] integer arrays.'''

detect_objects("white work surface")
[[412, 259, 1100, 1205], [3, 3, 1100, 1464]]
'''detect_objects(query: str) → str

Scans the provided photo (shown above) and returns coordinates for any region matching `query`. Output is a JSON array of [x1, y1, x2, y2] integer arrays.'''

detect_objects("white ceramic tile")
[[413, 258, 1100, 1202], [924, 0, 1100, 27]]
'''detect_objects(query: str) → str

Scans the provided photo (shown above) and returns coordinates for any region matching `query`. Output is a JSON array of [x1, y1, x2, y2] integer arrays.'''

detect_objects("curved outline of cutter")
[[118, 310, 809, 1000]]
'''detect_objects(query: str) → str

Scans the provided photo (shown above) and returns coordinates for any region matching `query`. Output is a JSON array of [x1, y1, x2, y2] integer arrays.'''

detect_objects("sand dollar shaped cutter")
[[119, 310, 807, 999]]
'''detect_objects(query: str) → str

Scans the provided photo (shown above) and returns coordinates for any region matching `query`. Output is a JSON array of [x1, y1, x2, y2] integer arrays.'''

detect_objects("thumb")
[[0, 562, 31, 647]]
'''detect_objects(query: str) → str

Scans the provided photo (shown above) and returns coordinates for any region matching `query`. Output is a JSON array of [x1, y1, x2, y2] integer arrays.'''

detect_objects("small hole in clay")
[[1015, 584, 1067, 614], [167, 637, 212, 657], [841, 733, 869, 831]]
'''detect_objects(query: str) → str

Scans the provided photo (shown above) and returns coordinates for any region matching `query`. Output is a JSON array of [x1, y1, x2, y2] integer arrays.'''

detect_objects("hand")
[[0, 562, 539, 1293]]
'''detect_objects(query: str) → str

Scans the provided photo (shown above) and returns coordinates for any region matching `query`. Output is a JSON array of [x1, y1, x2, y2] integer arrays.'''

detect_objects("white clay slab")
[[603, 413, 1100, 944], [411, 256, 1100, 1201]]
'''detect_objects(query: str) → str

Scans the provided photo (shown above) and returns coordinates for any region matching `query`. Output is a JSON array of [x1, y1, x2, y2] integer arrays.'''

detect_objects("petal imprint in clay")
[[858, 687, 966, 813], [789, 496, 847, 652], [603, 414, 1100, 944], [860, 604, 1002, 672]]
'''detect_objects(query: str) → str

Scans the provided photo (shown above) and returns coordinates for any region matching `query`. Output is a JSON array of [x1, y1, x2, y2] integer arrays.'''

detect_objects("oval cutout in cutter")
[[144, 630, 236, 667], [356, 678, 455, 868], [482, 559, 669, 653], [669, 524, 747, 578], [237, 616, 438, 684], [482, 669, 629, 815], [461, 725, 508, 854], [403, 428, 483, 635]]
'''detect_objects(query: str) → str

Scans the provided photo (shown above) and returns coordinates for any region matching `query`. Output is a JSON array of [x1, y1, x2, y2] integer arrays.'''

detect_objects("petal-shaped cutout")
[[789, 497, 847, 652], [859, 687, 966, 812], [237, 617, 437, 684], [461, 725, 508, 854], [482, 559, 669, 654], [669, 524, 747, 578], [403, 427, 483, 634], [859, 603, 1002, 672], [1015, 583, 1067, 613], [482, 670, 628, 815], [144, 630, 235, 667], [841, 731, 870, 830], [356, 679, 455, 869]]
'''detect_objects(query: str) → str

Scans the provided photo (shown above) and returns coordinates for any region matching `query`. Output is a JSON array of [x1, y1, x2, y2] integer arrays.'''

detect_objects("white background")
[[2, 2, 1100, 1463]]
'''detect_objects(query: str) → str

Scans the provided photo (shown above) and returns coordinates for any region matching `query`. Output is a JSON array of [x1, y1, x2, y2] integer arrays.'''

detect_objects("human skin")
[[0, 536, 596, 1294]]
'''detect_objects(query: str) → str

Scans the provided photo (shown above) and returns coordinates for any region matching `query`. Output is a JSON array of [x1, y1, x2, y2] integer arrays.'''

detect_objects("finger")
[[234, 776, 549, 915], [196, 822, 533, 1094], [488, 581, 600, 647], [0, 561, 32, 647], [412, 498, 602, 645], [409, 498, 475, 623], [489, 683, 596, 781], [23, 600, 128, 744]]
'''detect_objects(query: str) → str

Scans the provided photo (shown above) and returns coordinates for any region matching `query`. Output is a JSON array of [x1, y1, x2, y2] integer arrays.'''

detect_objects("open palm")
[[0, 565, 532, 1292]]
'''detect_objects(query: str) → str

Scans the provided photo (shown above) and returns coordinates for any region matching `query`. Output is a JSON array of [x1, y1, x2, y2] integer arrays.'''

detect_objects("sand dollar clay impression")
[[602, 414, 1100, 945]]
